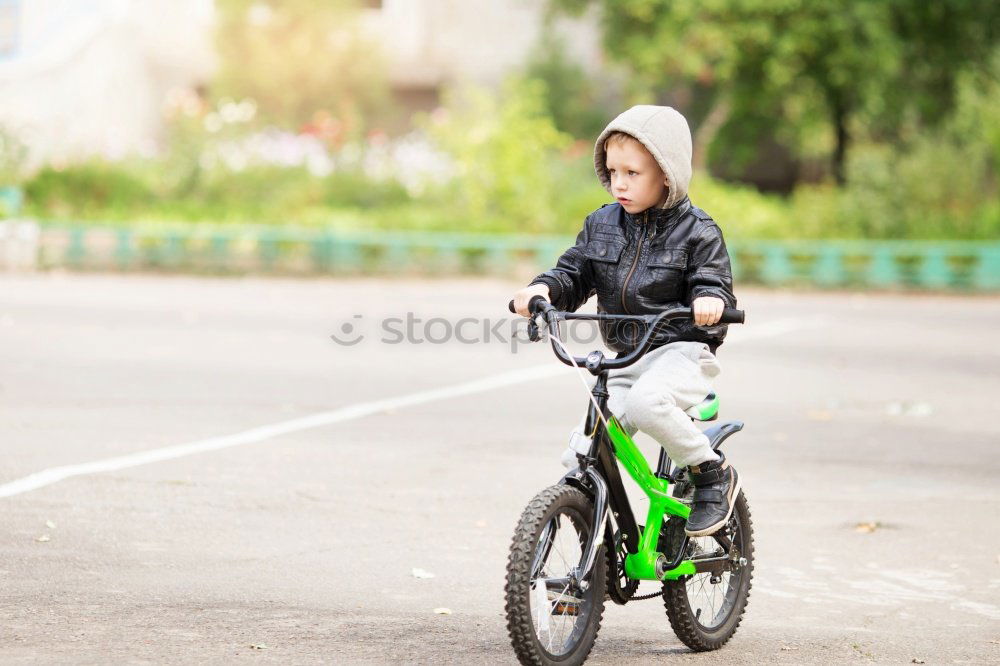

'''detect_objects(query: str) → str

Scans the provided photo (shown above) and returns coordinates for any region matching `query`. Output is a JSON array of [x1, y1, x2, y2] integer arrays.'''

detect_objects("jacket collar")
[[623, 195, 692, 231]]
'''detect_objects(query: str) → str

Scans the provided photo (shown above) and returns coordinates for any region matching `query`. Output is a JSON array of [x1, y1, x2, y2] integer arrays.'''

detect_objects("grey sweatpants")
[[569, 340, 722, 469]]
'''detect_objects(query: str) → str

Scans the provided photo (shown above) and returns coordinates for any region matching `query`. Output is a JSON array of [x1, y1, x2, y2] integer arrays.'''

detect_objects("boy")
[[511, 105, 739, 537]]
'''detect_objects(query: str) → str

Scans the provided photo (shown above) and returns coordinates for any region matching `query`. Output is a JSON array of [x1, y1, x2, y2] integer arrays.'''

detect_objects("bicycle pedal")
[[551, 601, 580, 616], [548, 591, 583, 616]]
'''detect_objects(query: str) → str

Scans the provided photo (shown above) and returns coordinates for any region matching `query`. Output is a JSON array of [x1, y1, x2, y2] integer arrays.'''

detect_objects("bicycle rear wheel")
[[504, 484, 607, 666], [662, 489, 754, 651]]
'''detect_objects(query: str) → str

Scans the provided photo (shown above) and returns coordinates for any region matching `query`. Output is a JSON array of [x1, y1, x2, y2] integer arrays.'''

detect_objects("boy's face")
[[605, 138, 669, 214]]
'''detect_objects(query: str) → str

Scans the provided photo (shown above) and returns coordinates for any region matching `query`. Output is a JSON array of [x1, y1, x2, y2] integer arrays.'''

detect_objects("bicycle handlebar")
[[506, 297, 745, 371]]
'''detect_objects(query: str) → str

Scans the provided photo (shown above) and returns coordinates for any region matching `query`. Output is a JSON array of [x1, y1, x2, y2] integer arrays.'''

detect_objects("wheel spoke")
[[681, 513, 747, 630]]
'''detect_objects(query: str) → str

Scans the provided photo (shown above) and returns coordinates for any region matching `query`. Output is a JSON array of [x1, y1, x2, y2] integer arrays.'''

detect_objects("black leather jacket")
[[528, 196, 737, 355]]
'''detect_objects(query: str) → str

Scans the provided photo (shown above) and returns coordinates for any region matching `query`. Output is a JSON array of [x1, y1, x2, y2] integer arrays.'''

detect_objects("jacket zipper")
[[619, 210, 649, 315]]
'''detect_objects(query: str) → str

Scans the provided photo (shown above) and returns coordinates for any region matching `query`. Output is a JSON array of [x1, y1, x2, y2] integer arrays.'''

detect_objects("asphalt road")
[[1, 272, 998, 664]]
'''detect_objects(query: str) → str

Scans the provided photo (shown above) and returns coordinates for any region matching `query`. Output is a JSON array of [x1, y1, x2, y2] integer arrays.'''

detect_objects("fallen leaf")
[[433, 607, 452, 615], [886, 401, 934, 418], [855, 521, 880, 534], [45, 520, 56, 529], [35, 534, 50, 542], [411, 568, 435, 579]]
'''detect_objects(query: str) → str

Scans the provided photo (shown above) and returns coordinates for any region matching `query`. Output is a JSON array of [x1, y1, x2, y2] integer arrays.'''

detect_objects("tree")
[[550, 0, 1000, 185], [522, 32, 618, 141]]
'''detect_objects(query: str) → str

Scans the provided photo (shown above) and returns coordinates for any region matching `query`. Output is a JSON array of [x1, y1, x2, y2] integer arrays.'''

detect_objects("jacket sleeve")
[[686, 223, 737, 308], [527, 220, 595, 312]]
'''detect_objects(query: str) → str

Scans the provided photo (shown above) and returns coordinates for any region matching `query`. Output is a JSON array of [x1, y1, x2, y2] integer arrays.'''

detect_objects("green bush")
[[25, 162, 155, 219], [22, 159, 413, 226], [0, 126, 28, 186], [413, 74, 577, 233], [688, 175, 792, 239], [830, 64, 1000, 240], [18, 59, 997, 241], [324, 170, 411, 209]]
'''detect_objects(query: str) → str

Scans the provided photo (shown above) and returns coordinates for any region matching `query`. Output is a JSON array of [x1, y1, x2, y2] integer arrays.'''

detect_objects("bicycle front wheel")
[[504, 484, 607, 666]]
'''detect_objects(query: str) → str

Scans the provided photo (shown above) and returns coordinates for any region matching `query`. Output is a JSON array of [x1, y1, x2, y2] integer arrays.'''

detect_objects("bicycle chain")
[[630, 588, 664, 601], [605, 525, 639, 604]]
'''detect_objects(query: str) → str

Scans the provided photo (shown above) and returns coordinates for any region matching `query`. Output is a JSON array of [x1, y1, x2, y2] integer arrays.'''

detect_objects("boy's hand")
[[692, 296, 725, 326], [512, 284, 550, 317]]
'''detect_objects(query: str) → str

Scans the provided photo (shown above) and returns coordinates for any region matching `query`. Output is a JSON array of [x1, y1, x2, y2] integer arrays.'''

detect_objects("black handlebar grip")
[[720, 308, 745, 324], [527, 295, 548, 314], [508, 296, 551, 315]]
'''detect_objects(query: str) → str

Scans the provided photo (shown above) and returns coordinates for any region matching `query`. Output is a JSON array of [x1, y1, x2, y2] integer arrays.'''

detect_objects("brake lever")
[[528, 312, 548, 342], [527, 319, 540, 342]]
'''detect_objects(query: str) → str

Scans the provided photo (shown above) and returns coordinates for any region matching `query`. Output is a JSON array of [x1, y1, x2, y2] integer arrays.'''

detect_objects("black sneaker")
[[684, 451, 741, 537]]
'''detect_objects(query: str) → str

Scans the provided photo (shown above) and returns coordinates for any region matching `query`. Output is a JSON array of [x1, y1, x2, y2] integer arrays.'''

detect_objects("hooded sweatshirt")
[[593, 105, 693, 211]]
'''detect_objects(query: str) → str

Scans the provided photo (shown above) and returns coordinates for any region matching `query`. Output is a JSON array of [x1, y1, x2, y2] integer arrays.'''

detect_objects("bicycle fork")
[[572, 466, 609, 592]]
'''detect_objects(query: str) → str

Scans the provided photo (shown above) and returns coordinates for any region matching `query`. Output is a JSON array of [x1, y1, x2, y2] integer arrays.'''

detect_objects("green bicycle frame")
[[604, 416, 697, 581], [523, 298, 744, 585]]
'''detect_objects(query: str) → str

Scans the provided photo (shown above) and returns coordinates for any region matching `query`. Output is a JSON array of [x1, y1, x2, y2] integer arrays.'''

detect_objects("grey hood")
[[593, 105, 693, 210]]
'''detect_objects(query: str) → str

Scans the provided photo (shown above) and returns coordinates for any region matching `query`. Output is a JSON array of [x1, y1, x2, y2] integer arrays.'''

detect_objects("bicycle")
[[503, 295, 752, 665]]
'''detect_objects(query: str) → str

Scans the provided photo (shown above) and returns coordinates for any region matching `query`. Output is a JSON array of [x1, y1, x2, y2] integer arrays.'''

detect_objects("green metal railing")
[[33, 223, 1000, 290], [727, 239, 1000, 290]]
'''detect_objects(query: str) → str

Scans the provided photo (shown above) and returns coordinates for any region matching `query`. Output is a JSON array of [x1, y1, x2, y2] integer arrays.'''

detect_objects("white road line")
[[0, 315, 823, 499], [0, 364, 563, 499]]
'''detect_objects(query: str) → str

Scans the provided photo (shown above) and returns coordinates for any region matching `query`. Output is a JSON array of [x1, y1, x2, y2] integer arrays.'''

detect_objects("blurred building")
[[358, 0, 611, 122], [0, 0, 214, 167], [0, 0, 608, 167]]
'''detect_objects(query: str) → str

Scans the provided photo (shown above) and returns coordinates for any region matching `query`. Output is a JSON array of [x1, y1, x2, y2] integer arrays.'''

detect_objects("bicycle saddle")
[[684, 391, 719, 421]]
